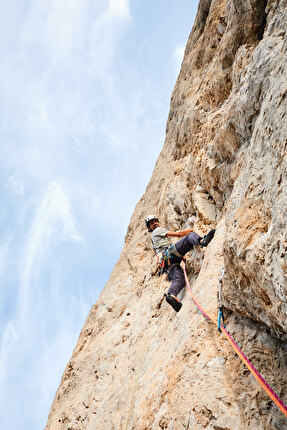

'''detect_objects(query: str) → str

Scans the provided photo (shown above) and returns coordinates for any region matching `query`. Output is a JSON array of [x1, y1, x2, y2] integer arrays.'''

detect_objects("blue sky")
[[0, 1, 198, 428]]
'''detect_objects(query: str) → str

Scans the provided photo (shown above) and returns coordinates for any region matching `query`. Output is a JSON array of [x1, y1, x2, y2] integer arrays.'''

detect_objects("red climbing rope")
[[182, 261, 287, 418]]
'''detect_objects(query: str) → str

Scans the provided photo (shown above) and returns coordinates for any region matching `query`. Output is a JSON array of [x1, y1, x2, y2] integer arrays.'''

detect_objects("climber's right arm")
[[166, 228, 193, 238]]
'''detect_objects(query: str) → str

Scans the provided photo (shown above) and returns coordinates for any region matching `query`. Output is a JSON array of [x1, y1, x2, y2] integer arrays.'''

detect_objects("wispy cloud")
[[0, 0, 133, 166], [1, 0, 139, 232], [0, 2, 134, 427], [19, 182, 83, 315], [0, 1, 198, 428], [0, 183, 88, 429]]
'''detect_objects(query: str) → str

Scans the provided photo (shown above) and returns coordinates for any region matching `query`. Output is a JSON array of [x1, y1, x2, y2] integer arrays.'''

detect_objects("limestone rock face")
[[46, 1, 287, 429]]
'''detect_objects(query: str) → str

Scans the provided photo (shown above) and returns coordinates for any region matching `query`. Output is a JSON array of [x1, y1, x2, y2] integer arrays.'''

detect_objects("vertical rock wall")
[[46, 1, 287, 429]]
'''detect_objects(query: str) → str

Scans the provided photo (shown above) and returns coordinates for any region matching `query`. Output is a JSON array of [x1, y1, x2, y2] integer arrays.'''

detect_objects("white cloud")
[[0, 0, 135, 190], [18, 183, 82, 320], [108, 0, 131, 18], [0, 182, 88, 429], [23, 182, 82, 256]]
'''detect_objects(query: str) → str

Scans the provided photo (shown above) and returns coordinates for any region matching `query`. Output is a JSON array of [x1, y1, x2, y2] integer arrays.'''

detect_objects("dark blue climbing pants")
[[167, 232, 201, 297]]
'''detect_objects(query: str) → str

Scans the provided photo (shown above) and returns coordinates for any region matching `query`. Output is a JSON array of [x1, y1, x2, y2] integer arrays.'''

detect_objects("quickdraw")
[[217, 266, 226, 332], [217, 307, 225, 332]]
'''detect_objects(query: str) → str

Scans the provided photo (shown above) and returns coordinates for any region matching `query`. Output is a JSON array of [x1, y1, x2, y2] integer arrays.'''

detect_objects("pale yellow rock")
[[46, 1, 287, 429]]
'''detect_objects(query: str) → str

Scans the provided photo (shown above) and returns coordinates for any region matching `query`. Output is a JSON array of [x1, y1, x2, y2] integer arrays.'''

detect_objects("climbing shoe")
[[199, 229, 215, 247], [164, 293, 182, 312]]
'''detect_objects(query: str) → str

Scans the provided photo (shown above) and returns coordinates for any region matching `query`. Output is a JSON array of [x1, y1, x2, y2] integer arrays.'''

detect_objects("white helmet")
[[145, 214, 158, 229]]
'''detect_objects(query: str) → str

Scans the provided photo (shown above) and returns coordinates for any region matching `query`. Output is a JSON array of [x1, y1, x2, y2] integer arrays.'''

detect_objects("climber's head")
[[145, 214, 159, 232]]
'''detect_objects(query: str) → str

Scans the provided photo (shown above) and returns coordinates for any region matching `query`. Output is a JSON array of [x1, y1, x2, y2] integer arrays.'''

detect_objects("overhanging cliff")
[[46, 1, 287, 429]]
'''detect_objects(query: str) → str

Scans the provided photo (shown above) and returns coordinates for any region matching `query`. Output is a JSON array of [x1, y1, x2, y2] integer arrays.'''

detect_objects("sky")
[[0, 1, 198, 428]]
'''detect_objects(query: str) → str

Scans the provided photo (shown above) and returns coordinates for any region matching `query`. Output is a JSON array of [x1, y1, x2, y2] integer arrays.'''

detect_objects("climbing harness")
[[168, 243, 183, 258], [182, 261, 287, 418], [217, 266, 226, 332], [151, 244, 182, 277], [150, 251, 168, 277], [160, 247, 171, 272]]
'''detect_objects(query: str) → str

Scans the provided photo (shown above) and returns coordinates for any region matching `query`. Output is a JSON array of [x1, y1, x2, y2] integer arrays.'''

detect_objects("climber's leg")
[[175, 232, 202, 256], [167, 265, 185, 296]]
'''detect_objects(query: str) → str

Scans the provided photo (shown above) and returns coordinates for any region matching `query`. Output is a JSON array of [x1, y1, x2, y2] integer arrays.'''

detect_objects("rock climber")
[[145, 214, 215, 312]]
